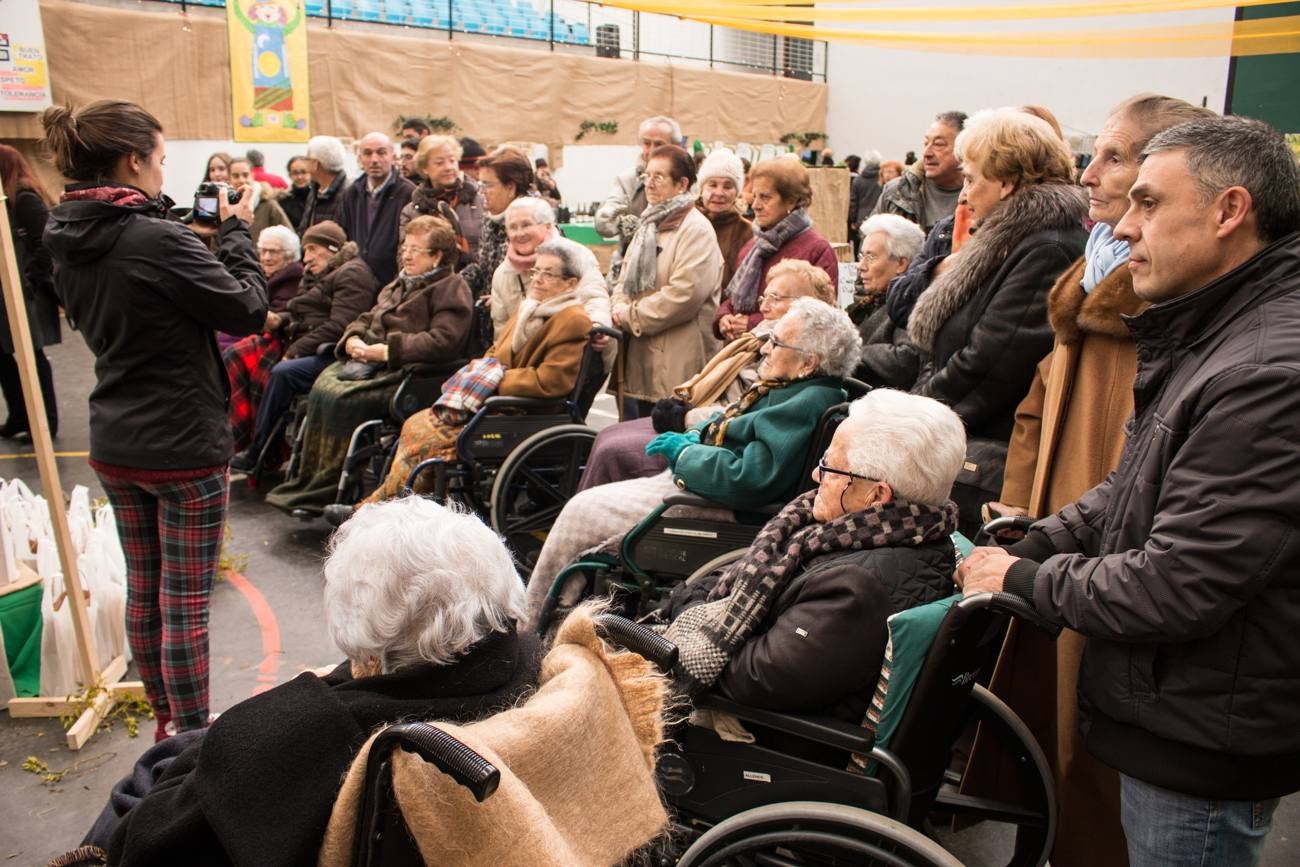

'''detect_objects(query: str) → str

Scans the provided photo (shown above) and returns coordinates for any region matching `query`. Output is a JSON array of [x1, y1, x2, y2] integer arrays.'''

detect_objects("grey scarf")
[[724, 207, 813, 314], [620, 193, 697, 300]]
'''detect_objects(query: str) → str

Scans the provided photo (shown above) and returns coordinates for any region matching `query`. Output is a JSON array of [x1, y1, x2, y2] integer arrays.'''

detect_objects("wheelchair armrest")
[[593, 613, 678, 673], [959, 591, 1063, 638], [371, 722, 500, 802], [478, 395, 563, 413], [663, 492, 783, 517], [694, 694, 874, 755], [402, 359, 465, 378]]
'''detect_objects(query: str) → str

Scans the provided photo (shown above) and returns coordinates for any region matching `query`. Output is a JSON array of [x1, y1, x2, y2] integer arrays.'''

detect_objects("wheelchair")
[[534, 378, 870, 636], [351, 598, 1059, 866], [396, 326, 621, 568]]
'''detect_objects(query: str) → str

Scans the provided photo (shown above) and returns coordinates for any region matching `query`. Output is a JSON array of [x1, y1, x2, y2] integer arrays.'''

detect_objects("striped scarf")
[[698, 377, 785, 446]]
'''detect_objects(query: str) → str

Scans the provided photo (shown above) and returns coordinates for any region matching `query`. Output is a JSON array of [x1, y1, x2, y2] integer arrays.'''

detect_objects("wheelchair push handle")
[[589, 324, 623, 343], [974, 514, 1035, 547], [959, 591, 1064, 638], [594, 613, 679, 673], [375, 722, 501, 802]]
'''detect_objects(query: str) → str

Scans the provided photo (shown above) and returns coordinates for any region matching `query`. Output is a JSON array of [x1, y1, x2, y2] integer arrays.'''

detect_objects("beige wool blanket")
[[317, 606, 671, 867]]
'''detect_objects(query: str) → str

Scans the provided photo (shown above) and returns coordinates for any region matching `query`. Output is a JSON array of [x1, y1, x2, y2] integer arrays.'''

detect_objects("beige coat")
[[611, 207, 723, 401], [972, 256, 1146, 867]]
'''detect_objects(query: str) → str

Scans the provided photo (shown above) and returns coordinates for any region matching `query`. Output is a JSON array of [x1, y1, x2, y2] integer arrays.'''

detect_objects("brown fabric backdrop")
[[2, 0, 827, 157]]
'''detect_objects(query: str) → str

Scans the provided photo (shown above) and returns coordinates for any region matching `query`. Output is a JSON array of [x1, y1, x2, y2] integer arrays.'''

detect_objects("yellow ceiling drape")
[[574, 0, 1300, 56]]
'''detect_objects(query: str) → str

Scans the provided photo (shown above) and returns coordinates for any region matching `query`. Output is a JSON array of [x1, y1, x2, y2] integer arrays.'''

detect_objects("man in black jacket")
[[957, 116, 1300, 866], [336, 132, 414, 287], [297, 134, 349, 233]]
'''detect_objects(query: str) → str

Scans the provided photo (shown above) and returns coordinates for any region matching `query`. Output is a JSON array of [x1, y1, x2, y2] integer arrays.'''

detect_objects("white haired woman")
[[401, 134, 486, 269], [217, 224, 303, 353], [579, 260, 837, 490], [854, 214, 927, 389], [323, 236, 596, 522], [663, 389, 964, 716], [525, 297, 862, 626], [489, 197, 612, 341], [82, 498, 541, 867]]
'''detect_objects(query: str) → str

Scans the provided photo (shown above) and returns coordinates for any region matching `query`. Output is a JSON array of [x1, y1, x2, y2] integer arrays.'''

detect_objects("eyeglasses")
[[815, 458, 878, 484], [400, 245, 437, 256], [257, 247, 287, 255], [644, 172, 677, 186], [529, 268, 567, 281], [860, 253, 882, 265], [759, 291, 792, 306], [768, 333, 813, 355]]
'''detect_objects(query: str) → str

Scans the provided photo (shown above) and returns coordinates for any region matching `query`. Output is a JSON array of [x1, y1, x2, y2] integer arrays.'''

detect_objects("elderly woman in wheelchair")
[[77, 497, 540, 867], [523, 296, 862, 627], [661, 389, 965, 717], [321, 237, 603, 526]]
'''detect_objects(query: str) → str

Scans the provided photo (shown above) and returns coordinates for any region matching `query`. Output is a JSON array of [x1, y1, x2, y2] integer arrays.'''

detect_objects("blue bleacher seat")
[[570, 21, 589, 44], [305, 0, 326, 16], [383, 0, 410, 24]]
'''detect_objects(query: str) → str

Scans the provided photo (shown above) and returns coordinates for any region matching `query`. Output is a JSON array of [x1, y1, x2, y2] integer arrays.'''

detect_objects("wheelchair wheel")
[[681, 548, 748, 586], [490, 424, 596, 570], [931, 685, 1056, 867], [677, 801, 961, 867]]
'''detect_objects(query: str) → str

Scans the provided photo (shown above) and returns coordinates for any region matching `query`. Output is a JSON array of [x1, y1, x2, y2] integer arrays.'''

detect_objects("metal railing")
[[145, 0, 828, 81]]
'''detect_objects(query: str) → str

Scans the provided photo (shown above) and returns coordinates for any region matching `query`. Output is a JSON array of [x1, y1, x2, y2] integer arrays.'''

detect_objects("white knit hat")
[[697, 148, 745, 189]]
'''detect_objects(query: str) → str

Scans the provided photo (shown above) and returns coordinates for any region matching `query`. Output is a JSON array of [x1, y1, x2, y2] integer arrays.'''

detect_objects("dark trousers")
[[0, 349, 57, 434], [250, 353, 333, 452]]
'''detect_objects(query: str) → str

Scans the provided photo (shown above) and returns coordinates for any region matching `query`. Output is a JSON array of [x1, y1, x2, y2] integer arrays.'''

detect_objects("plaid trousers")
[[224, 332, 285, 452], [97, 469, 229, 730]]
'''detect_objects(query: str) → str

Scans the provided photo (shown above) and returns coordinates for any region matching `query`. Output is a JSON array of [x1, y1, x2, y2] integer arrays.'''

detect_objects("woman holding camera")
[[42, 100, 268, 740]]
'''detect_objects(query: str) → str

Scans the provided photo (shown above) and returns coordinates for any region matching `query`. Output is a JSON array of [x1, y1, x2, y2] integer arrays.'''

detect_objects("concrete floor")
[[1, 333, 1297, 865]]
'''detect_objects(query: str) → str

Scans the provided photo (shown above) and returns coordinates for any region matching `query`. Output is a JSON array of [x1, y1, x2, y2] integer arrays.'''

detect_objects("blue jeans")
[[249, 353, 333, 452], [1120, 773, 1279, 867]]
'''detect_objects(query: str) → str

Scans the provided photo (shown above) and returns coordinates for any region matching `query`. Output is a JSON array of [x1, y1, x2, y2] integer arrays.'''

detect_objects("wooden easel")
[[0, 190, 144, 750]]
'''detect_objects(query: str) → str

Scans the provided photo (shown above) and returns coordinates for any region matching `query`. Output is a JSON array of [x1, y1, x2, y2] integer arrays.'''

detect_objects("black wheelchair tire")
[[489, 424, 596, 570], [676, 800, 961, 867]]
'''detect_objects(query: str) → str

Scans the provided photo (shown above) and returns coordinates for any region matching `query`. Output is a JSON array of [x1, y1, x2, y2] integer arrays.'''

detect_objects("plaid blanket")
[[224, 332, 285, 451], [434, 357, 505, 425]]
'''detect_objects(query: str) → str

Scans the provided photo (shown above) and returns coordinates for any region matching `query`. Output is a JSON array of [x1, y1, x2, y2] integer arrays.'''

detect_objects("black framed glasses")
[[768, 333, 814, 355], [816, 458, 878, 484]]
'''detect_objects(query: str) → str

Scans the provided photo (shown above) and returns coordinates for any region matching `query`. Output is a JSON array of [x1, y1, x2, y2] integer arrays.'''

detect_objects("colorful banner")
[[0, 0, 53, 112], [226, 0, 311, 142]]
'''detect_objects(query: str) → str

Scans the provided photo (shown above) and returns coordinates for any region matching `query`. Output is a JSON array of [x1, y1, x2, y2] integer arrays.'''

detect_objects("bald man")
[[337, 131, 415, 285]]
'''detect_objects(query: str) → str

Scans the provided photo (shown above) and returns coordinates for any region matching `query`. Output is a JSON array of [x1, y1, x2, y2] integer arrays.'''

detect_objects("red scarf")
[[61, 185, 154, 208]]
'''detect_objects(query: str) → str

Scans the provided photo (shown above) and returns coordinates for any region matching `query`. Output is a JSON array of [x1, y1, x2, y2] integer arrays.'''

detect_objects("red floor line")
[[223, 569, 283, 696]]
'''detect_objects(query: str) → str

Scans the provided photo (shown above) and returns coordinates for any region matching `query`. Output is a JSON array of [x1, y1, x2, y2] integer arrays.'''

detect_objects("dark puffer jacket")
[[717, 541, 955, 719], [884, 215, 954, 329], [45, 188, 267, 469], [908, 184, 1087, 442], [281, 242, 379, 360], [335, 170, 415, 287], [1006, 232, 1300, 801]]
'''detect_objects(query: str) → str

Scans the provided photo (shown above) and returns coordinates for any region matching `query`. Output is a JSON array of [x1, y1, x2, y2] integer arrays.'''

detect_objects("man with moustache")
[[957, 115, 1300, 867]]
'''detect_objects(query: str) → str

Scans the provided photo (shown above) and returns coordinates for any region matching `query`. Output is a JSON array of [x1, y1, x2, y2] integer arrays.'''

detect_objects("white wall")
[[159, 140, 360, 206], [824, 8, 1233, 161]]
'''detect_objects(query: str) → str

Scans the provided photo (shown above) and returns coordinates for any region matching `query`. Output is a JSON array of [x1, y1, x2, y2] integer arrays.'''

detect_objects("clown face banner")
[[227, 0, 311, 142]]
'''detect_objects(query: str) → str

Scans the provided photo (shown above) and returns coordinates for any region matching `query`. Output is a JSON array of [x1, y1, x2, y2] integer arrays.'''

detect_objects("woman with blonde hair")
[[400, 134, 486, 268], [906, 107, 1087, 534]]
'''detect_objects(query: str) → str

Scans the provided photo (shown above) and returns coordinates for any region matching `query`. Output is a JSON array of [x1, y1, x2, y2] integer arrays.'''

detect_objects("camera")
[[192, 182, 241, 225]]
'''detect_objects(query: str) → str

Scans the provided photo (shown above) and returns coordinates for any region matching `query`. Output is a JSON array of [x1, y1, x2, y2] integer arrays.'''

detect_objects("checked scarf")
[[663, 491, 960, 695], [619, 193, 697, 300], [724, 207, 813, 314], [698, 377, 786, 446], [409, 178, 473, 254]]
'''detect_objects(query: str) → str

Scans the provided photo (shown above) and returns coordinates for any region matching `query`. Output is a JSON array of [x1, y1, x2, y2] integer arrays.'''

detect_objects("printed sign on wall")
[[0, 0, 53, 112], [227, 0, 311, 142]]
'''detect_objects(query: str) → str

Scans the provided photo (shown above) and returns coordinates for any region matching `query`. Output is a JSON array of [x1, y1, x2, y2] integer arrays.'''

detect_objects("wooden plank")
[[807, 167, 851, 244], [108, 680, 146, 701], [65, 690, 113, 751], [7, 695, 79, 718], [0, 196, 102, 685], [0, 572, 40, 599]]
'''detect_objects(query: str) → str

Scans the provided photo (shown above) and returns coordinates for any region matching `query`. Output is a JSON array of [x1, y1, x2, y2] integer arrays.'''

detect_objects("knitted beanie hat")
[[302, 220, 347, 252], [697, 149, 745, 190]]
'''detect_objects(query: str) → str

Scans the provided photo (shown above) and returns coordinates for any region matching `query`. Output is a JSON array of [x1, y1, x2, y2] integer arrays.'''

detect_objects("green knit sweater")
[[673, 376, 846, 510]]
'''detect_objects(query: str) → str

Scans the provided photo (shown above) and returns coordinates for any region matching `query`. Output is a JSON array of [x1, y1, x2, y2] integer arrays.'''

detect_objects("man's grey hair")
[[322, 498, 525, 671], [257, 225, 301, 260], [859, 149, 883, 172], [641, 115, 682, 144], [935, 110, 968, 132], [1142, 116, 1300, 244], [861, 213, 925, 261], [535, 237, 592, 280], [784, 297, 863, 379], [505, 196, 556, 226], [842, 390, 966, 506], [305, 135, 348, 173]]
